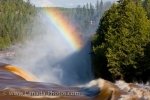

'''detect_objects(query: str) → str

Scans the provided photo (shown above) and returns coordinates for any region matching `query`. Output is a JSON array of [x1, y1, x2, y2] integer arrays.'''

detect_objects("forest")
[[0, 0, 150, 83], [92, 0, 150, 82], [0, 0, 36, 50], [0, 0, 110, 50]]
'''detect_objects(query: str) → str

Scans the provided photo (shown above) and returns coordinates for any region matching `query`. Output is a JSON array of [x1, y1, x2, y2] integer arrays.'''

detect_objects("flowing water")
[[0, 64, 149, 100], [0, 9, 150, 100]]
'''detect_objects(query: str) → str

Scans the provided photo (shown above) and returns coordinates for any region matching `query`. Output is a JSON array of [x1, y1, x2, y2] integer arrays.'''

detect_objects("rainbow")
[[43, 7, 83, 51]]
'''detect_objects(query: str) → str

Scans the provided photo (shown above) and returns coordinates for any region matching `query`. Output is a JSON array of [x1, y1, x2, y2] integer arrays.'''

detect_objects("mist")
[[11, 11, 93, 85], [1, 1, 112, 85]]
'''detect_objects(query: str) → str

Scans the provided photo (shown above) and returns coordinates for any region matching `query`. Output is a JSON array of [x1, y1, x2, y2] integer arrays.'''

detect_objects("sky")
[[30, 0, 117, 7]]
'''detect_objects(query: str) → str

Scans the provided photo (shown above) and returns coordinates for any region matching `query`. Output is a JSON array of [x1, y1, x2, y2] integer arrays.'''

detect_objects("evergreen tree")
[[96, 0, 100, 10], [92, 0, 150, 81], [100, 0, 104, 14], [143, 0, 150, 19], [0, 0, 36, 50]]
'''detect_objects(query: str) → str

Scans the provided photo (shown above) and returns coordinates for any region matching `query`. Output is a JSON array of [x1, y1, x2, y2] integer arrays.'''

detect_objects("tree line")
[[0, 0, 36, 50], [51, 0, 112, 36], [0, 0, 112, 50], [92, 0, 150, 82], [70, 0, 111, 35]]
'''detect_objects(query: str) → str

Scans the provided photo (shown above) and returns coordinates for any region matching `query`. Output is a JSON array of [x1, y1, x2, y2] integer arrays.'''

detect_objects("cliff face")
[[0, 63, 149, 100]]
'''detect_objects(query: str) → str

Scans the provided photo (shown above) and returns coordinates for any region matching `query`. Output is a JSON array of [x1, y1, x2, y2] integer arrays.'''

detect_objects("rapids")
[[0, 63, 150, 100]]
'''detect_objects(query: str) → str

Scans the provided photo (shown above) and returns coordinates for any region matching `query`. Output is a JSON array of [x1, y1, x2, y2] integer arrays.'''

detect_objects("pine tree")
[[96, 0, 100, 10], [0, 0, 36, 49], [92, 0, 150, 81], [143, 0, 150, 19], [100, 0, 103, 13]]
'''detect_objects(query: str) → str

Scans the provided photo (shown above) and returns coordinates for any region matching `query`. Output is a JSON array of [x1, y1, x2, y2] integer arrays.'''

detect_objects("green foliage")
[[143, 0, 150, 19], [0, 0, 36, 50], [92, 0, 150, 82], [53, 1, 112, 35]]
